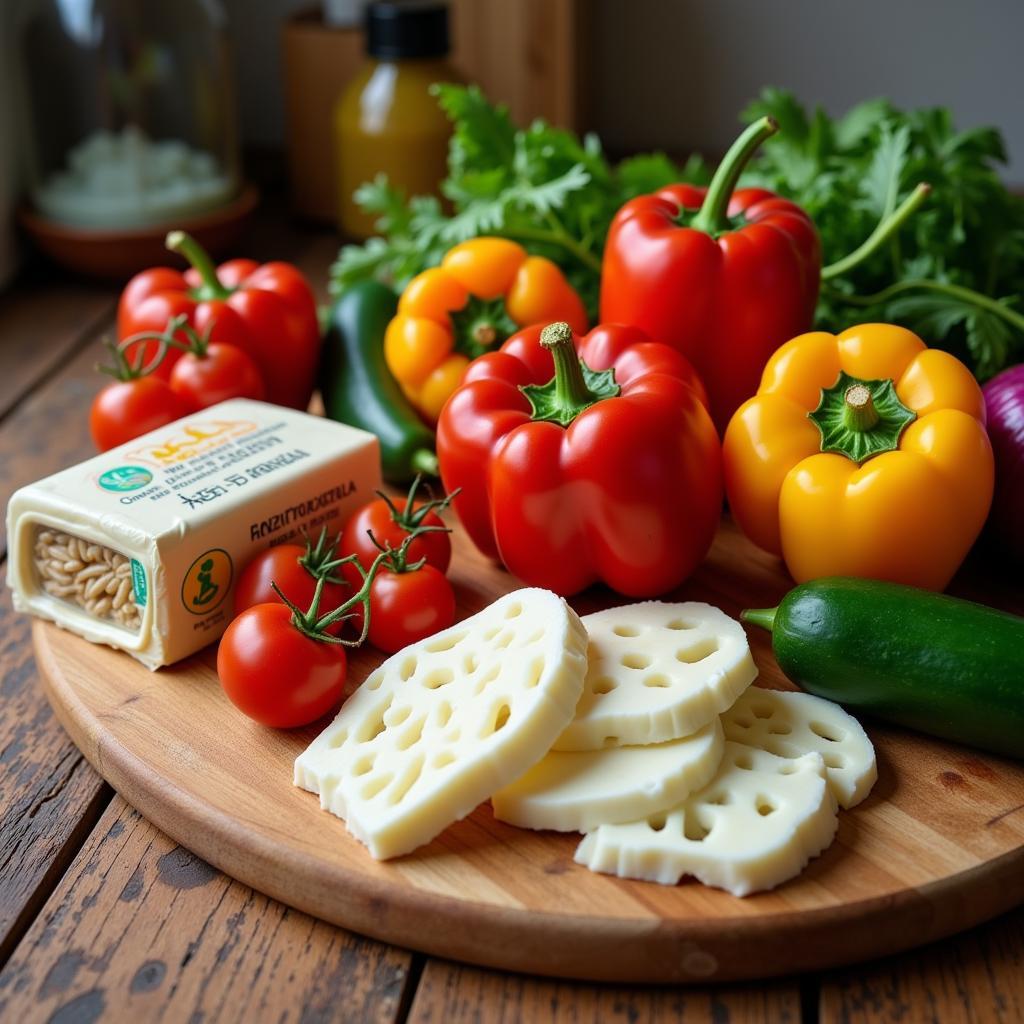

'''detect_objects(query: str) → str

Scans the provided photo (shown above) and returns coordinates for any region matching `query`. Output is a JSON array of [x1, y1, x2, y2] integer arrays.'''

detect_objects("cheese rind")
[[721, 688, 877, 808], [294, 589, 588, 860], [491, 719, 724, 833], [554, 602, 757, 751], [575, 742, 838, 896]]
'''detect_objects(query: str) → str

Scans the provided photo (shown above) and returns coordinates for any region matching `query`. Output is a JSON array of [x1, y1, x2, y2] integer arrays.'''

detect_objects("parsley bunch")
[[742, 89, 1024, 379], [329, 85, 707, 319], [331, 85, 1024, 380]]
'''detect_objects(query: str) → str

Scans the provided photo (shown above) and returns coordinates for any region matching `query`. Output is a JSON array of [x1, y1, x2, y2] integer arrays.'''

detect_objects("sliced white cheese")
[[721, 688, 877, 808], [294, 588, 588, 860], [491, 718, 724, 833], [575, 742, 838, 896], [554, 602, 757, 751]]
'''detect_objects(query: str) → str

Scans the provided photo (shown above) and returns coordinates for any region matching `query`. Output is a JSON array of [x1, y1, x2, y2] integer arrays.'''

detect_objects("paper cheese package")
[[6, 399, 381, 668]]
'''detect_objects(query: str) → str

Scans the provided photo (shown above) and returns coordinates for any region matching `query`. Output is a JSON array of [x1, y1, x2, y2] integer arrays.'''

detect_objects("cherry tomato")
[[169, 342, 265, 412], [340, 496, 451, 575], [234, 544, 350, 635], [217, 603, 347, 727], [360, 564, 456, 654], [89, 376, 191, 452]]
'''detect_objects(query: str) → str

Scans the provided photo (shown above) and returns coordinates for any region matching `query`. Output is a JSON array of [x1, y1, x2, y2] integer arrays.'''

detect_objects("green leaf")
[[860, 122, 910, 218], [966, 305, 1017, 380], [742, 88, 810, 143], [834, 98, 891, 150], [616, 152, 685, 197]]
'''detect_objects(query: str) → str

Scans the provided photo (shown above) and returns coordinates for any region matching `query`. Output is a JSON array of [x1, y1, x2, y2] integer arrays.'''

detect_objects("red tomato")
[[358, 564, 456, 654], [89, 377, 191, 452], [234, 544, 350, 635], [340, 496, 451, 575], [217, 603, 347, 727], [169, 342, 265, 412]]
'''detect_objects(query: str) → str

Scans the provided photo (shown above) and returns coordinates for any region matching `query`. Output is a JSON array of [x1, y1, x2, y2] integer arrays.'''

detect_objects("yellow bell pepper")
[[723, 324, 994, 591], [384, 237, 588, 421]]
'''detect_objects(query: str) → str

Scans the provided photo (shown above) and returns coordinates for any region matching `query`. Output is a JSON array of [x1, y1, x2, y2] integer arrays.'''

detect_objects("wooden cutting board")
[[33, 518, 1024, 983]]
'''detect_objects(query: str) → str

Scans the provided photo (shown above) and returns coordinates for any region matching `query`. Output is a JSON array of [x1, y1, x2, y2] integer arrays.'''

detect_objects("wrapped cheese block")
[[6, 399, 381, 668]]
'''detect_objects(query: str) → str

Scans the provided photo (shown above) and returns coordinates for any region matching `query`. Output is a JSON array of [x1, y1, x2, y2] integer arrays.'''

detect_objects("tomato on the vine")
[[363, 563, 456, 654], [234, 531, 350, 635], [217, 603, 348, 728], [90, 376, 190, 451], [340, 475, 457, 575], [170, 341, 264, 411]]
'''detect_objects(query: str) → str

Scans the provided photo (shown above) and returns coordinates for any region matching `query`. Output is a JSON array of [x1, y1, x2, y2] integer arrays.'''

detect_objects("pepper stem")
[[741, 607, 777, 633], [521, 322, 621, 428], [543, 322, 595, 411], [166, 230, 232, 300], [843, 384, 879, 432], [689, 116, 779, 235]]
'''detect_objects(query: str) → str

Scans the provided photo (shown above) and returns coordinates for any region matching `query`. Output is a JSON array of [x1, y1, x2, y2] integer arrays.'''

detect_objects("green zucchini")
[[320, 281, 438, 483], [743, 577, 1024, 759]]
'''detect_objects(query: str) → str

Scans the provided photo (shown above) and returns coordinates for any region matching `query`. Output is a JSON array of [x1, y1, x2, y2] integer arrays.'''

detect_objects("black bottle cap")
[[366, 1, 450, 60]]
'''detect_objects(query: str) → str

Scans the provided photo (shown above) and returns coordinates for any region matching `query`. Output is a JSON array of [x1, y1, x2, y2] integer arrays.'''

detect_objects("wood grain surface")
[[0, 798, 416, 1024], [407, 959, 801, 1023], [819, 905, 1024, 1024], [31, 515, 1024, 983]]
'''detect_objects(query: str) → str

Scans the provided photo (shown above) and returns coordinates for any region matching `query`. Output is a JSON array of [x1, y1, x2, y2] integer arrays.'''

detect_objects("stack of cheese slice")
[[492, 601, 877, 896], [295, 592, 876, 896]]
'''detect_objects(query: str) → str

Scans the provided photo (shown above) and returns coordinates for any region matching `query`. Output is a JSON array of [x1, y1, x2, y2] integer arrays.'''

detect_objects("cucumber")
[[320, 281, 438, 484], [743, 577, 1024, 759]]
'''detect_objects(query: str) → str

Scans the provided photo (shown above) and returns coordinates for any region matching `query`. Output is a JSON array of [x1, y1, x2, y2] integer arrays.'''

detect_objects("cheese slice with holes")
[[491, 719, 724, 833], [554, 602, 757, 751], [575, 743, 838, 896], [294, 588, 588, 859], [721, 688, 877, 808]]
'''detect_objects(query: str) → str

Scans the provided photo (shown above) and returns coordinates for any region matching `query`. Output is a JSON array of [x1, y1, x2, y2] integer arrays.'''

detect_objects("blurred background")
[[0, 0, 1021, 285]]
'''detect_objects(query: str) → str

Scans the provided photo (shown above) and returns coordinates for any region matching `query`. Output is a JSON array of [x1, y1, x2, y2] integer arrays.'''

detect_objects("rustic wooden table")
[[0, 213, 1022, 1024]]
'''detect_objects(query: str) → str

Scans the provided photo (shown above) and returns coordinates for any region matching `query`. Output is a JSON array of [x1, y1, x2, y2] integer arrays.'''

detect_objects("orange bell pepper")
[[384, 237, 587, 421], [723, 324, 994, 591]]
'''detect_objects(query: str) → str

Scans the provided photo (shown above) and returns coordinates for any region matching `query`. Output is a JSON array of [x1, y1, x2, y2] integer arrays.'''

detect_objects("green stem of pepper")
[[689, 116, 779, 236], [166, 230, 233, 301]]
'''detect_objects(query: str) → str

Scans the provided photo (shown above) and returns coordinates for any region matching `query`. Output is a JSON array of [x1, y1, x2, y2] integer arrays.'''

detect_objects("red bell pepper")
[[600, 117, 821, 433], [117, 232, 320, 410], [437, 321, 722, 597]]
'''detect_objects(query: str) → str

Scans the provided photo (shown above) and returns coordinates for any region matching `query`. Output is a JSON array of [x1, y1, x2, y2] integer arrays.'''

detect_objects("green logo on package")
[[130, 560, 148, 607], [97, 466, 152, 492], [181, 549, 232, 615]]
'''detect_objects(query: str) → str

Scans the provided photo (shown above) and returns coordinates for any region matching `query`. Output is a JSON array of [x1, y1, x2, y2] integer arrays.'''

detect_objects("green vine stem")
[[499, 224, 603, 275], [823, 277, 1024, 335], [821, 183, 932, 281], [690, 116, 779, 235]]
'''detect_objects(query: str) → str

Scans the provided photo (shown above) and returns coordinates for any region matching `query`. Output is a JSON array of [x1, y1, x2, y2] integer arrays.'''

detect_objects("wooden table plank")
[[819, 906, 1024, 1024], [0, 579, 110, 965], [407, 959, 802, 1023], [0, 279, 116, 422], [0, 797, 417, 1024]]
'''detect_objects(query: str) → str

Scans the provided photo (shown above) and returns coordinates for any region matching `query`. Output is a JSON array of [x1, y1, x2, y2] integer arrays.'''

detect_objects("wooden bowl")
[[17, 183, 260, 282]]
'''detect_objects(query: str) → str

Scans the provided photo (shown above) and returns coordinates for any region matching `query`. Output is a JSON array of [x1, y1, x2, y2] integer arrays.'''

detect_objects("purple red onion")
[[983, 364, 1024, 564]]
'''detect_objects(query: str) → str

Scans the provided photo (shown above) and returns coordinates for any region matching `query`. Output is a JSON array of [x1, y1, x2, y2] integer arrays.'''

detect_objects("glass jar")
[[12, 0, 240, 229], [335, 1, 459, 239]]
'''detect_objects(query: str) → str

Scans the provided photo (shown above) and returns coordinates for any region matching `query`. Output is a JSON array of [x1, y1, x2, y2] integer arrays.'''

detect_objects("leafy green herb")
[[332, 84, 1024, 379], [329, 85, 708, 318], [742, 89, 1024, 378]]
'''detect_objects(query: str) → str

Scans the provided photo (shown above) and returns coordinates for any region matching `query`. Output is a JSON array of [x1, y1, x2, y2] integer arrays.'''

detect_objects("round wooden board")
[[33, 519, 1024, 983]]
